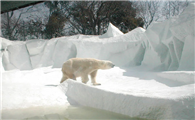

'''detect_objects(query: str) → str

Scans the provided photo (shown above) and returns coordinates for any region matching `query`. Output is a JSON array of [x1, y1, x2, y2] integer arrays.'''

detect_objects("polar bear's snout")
[[105, 61, 115, 68]]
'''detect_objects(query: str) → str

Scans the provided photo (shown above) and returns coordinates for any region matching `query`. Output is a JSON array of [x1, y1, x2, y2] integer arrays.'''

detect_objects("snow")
[[71, 27, 146, 66], [169, 3, 195, 41], [141, 49, 161, 70], [178, 35, 195, 71], [26, 40, 47, 68], [52, 39, 77, 68], [26, 39, 46, 56], [6, 43, 32, 70], [2, 67, 69, 119], [158, 71, 195, 84], [1, 3, 195, 120], [143, 3, 195, 71], [2, 51, 17, 71], [1, 66, 194, 119], [38, 38, 58, 67], [58, 66, 194, 119], [99, 22, 124, 38]]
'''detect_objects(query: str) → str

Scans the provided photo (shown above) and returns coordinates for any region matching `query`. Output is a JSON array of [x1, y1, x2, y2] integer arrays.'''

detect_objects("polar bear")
[[60, 58, 115, 85]]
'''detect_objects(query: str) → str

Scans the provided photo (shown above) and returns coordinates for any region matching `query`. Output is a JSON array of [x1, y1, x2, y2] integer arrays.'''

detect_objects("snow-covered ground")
[[60, 67, 194, 119], [1, 66, 194, 119], [2, 67, 68, 119], [1, 3, 195, 120]]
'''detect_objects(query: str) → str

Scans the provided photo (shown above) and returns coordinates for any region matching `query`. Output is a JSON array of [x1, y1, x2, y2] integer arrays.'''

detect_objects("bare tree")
[[17, 17, 45, 40], [133, 0, 189, 29], [44, 1, 69, 38], [1, 6, 33, 40], [133, 0, 161, 29], [162, 0, 189, 19], [1, 1, 144, 40], [68, 1, 143, 35]]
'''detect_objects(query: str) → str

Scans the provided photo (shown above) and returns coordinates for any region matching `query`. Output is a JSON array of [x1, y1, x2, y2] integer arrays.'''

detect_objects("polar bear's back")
[[62, 58, 101, 77], [70, 58, 100, 69]]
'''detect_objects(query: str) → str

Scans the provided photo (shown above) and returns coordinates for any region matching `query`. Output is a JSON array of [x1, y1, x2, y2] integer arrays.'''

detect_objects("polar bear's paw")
[[93, 83, 101, 86]]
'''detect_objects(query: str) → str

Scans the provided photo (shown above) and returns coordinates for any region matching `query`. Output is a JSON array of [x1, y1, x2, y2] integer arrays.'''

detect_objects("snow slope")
[[59, 67, 194, 119], [1, 26, 146, 70], [2, 67, 70, 119], [143, 3, 195, 71], [1, 3, 195, 120], [1, 66, 194, 119]]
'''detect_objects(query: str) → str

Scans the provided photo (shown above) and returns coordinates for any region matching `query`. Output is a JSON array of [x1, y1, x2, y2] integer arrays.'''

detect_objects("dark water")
[[64, 106, 147, 120], [24, 106, 147, 120]]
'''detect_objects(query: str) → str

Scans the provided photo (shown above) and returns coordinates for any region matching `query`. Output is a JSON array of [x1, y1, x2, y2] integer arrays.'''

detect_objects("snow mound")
[[26, 39, 46, 56], [58, 66, 194, 119], [1, 4, 194, 71], [99, 22, 124, 38], [59, 66, 194, 119], [142, 3, 195, 71], [2, 3, 194, 71], [71, 27, 145, 66], [38, 38, 58, 67], [178, 35, 195, 71], [52, 39, 76, 68], [7, 43, 32, 70], [1, 37, 14, 50], [1, 24, 146, 69]]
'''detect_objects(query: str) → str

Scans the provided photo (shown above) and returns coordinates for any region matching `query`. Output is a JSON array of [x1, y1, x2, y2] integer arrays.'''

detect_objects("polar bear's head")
[[101, 60, 115, 70]]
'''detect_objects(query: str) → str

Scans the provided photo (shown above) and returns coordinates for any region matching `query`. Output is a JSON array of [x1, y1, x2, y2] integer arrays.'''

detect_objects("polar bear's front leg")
[[60, 74, 68, 83], [81, 75, 89, 84], [69, 74, 76, 80], [90, 70, 101, 85]]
